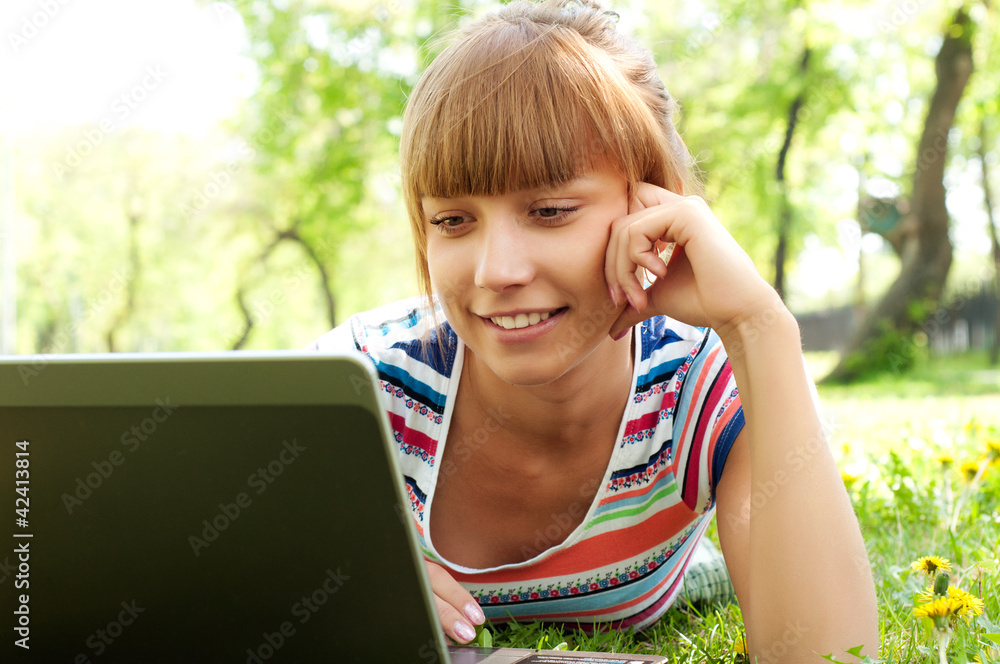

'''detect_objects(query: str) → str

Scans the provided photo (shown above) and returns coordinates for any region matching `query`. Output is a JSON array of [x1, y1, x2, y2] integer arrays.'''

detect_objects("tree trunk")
[[826, 7, 973, 382], [106, 210, 141, 352], [773, 47, 810, 300], [230, 225, 336, 350], [979, 120, 1000, 366]]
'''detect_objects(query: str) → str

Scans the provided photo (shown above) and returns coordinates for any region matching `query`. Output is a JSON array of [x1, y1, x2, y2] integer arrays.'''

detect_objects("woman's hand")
[[426, 560, 485, 644], [605, 183, 779, 339]]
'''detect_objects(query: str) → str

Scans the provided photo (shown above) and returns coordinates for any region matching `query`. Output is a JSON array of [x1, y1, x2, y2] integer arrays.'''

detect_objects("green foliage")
[[474, 622, 493, 647], [8, 0, 999, 359], [836, 318, 921, 382]]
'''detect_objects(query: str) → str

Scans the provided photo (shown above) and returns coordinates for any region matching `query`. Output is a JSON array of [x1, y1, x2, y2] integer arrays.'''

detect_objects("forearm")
[[720, 298, 879, 662]]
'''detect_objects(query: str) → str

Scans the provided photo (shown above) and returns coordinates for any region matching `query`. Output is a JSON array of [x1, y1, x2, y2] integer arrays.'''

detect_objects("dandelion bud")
[[933, 572, 949, 597]]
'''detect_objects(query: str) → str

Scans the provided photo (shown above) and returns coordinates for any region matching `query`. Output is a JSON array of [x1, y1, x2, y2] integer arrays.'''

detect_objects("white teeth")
[[490, 310, 555, 330]]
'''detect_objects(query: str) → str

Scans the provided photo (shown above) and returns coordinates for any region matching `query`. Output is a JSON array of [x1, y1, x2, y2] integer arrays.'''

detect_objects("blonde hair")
[[400, 0, 699, 311]]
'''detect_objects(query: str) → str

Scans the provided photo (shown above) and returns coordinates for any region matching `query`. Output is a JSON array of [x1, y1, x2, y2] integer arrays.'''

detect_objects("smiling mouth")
[[488, 308, 565, 330]]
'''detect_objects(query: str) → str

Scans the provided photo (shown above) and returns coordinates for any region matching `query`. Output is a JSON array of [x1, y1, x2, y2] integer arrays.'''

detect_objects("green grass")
[[487, 351, 1000, 662]]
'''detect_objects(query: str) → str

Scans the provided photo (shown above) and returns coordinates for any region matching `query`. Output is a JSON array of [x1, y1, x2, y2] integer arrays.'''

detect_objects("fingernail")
[[608, 286, 617, 307], [454, 620, 476, 643], [613, 328, 629, 342], [464, 601, 485, 625], [625, 293, 637, 311]]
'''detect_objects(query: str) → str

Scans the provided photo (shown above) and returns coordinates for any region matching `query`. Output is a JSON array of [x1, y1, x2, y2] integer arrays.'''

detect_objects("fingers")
[[426, 561, 485, 644], [633, 181, 684, 210], [606, 204, 661, 309], [608, 299, 644, 341], [605, 189, 708, 334], [610, 210, 671, 314]]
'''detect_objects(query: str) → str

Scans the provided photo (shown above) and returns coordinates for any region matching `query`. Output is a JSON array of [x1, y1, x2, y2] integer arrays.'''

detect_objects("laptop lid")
[[0, 351, 452, 663]]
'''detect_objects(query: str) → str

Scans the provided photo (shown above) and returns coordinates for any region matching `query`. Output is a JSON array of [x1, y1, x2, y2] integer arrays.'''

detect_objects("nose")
[[473, 220, 535, 293]]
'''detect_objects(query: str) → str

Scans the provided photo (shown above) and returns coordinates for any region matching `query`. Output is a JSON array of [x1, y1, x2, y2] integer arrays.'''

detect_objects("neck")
[[461, 328, 636, 456]]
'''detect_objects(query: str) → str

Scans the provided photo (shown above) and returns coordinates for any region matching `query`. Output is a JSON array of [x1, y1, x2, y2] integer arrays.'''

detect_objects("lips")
[[485, 308, 566, 330]]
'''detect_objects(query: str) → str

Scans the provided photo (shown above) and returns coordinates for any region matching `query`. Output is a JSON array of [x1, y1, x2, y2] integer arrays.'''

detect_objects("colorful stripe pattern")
[[311, 297, 744, 631]]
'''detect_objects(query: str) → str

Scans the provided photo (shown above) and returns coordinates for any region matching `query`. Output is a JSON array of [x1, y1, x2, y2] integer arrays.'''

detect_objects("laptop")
[[0, 351, 667, 663]]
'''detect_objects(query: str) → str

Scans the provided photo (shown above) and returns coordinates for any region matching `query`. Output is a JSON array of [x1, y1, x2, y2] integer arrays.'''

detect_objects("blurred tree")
[[828, 5, 977, 382], [969, 9, 1000, 366], [16, 128, 242, 353], [641, 0, 852, 298], [217, 0, 470, 347], [981, 114, 1000, 365]]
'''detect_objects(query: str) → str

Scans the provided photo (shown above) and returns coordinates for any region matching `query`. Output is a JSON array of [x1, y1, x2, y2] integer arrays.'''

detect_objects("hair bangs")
[[404, 23, 646, 201]]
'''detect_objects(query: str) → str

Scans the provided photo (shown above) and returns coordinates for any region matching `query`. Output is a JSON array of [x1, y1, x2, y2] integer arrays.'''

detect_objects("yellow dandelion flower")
[[917, 586, 987, 620], [734, 635, 747, 655], [911, 556, 952, 576], [841, 470, 861, 486], [913, 597, 963, 620], [937, 453, 954, 467], [961, 460, 982, 483], [947, 587, 985, 618], [987, 439, 1000, 462]]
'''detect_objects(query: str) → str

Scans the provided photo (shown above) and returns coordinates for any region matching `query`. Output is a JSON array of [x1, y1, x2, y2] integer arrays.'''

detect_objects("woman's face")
[[423, 163, 630, 386]]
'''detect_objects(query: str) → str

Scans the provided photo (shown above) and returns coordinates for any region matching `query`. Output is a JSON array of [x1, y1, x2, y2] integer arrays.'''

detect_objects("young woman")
[[311, 0, 879, 659]]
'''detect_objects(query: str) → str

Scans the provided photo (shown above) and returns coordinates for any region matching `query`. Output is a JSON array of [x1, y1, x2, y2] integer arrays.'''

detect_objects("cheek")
[[426, 241, 467, 311], [573, 219, 618, 282]]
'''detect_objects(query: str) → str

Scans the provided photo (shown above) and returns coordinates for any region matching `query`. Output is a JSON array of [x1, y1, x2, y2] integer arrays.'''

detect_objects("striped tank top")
[[309, 296, 744, 630]]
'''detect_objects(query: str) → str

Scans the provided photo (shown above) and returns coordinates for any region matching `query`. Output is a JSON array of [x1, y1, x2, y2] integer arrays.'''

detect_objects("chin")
[[468, 339, 601, 388]]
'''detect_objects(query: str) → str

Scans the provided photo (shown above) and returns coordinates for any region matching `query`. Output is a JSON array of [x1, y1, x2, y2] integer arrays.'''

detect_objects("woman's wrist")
[[715, 291, 798, 365]]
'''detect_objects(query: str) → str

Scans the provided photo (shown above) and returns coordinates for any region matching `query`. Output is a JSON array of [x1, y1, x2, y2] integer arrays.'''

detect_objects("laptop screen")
[[1, 353, 448, 663]]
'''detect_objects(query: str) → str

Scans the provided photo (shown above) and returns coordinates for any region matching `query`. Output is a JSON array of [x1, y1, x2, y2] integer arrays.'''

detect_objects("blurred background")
[[0, 0, 997, 385]]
